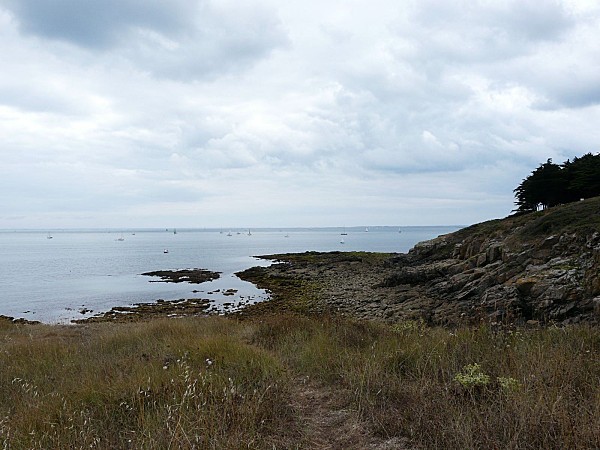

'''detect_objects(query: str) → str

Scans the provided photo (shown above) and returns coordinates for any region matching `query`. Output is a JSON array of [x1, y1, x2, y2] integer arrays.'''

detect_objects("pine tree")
[[513, 153, 600, 213]]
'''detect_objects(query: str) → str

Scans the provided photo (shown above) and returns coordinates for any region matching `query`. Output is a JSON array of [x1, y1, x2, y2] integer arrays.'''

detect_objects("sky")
[[1, 0, 599, 229]]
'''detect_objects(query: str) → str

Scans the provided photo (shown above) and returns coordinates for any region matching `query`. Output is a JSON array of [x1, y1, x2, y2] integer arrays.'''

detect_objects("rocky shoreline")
[[237, 198, 600, 326], [0, 315, 40, 325], [71, 297, 213, 323], [4, 198, 598, 326]]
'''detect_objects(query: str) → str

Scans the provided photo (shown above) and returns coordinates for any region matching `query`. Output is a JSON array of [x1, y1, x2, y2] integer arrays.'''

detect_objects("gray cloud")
[[123, 4, 289, 80], [407, 0, 575, 63], [1, 0, 599, 228], [2, 0, 194, 48], [2, 0, 288, 81]]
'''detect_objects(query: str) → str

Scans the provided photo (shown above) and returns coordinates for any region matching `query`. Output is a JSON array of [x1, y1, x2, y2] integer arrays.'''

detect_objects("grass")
[[1, 316, 598, 449], [451, 195, 600, 246], [250, 316, 599, 449], [0, 318, 294, 449]]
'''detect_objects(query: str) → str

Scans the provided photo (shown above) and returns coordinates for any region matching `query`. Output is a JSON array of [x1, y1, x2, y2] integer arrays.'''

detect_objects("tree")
[[513, 153, 600, 213], [513, 159, 565, 212], [565, 153, 600, 201]]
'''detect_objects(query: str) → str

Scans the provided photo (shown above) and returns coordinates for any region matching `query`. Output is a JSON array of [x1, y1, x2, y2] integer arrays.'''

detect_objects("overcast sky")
[[1, 0, 599, 229]]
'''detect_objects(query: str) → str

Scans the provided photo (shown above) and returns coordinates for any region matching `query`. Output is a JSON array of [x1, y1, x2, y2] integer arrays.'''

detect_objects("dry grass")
[[1, 315, 598, 449], [0, 318, 295, 449], [249, 315, 600, 449]]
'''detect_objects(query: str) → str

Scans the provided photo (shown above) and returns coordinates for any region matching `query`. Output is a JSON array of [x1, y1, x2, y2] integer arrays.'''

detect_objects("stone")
[[515, 277, 538, 295], [476, 254, 487, 267]]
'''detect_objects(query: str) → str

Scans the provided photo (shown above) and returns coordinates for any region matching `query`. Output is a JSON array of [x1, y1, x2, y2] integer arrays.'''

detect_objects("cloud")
[[405, 0, 575, 63], [0, 0, 599, 228], [123, 2, 289, 80], [2, 0, 289, 81], [2, 0, 194, 48], [394, 0, 600, 110]]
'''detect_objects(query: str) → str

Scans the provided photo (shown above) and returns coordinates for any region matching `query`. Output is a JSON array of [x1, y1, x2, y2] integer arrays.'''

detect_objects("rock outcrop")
[[239, 197, 600, 326], [400, 227, 599, 325], [141, 268, 220, 284]]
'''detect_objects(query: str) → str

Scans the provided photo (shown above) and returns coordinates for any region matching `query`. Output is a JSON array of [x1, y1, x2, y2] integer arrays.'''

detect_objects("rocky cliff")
[[239, 197, 600, 326]]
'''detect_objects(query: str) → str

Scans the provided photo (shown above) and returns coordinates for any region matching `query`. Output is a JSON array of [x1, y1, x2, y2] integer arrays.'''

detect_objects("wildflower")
[[454, 363, 491, 388], [497, 376, 521, 392]]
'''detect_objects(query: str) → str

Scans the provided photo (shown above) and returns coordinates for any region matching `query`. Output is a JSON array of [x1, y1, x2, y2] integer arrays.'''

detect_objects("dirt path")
[[288, 376, 412, 450]]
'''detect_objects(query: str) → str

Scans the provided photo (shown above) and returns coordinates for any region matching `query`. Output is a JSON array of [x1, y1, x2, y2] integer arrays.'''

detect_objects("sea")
[[0, 226, 461, 324]]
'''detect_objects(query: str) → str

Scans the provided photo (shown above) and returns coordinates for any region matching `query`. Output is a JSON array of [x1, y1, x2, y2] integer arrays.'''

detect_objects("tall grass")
[[1, 315, 598, 449], [250, 316, 600, 449], [0, 318, 294, 449]]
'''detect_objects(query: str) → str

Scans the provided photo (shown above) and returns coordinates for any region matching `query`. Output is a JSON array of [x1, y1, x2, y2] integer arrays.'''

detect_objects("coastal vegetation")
[[514, 152, 600, 213], [1, 192, 599, 447], [0, 315, 598, 449]]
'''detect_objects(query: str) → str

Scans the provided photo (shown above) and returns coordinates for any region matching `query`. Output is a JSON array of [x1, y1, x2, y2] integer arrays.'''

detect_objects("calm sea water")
[[0, 226, 460, 323]]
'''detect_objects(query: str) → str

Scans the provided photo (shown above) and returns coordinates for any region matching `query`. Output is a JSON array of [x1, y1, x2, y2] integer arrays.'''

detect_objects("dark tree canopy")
[[514, 153, 600, 213]]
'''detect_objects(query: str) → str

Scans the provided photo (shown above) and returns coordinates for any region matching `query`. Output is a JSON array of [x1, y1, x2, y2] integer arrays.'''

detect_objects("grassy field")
[[1, 315, 598, 449]]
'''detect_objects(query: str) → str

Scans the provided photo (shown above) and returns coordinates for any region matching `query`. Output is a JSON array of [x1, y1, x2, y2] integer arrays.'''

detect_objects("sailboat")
[[341, 226, 347, 236], [247, 229, 252, 236], [227, 230, 232, 236], [365, 227, 369, 232], [46, 233, 53, 239], [116, 233, 125, 241], [173, 229, 177, 235], [340, 237, 345, 244]]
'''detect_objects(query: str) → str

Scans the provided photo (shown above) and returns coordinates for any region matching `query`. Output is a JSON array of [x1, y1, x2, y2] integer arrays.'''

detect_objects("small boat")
[[365, 227, 369, 232], [247, 229, 252, 236], [340, 238, 345, 244], [46, 233, 53, 239], [227, 231, 232, 236], [163, 249, 169, 254], [116, 234, 125, 241], [173, 229, 177, 235], [284, 233, 289, 238], [341, 226, 347, 236]]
